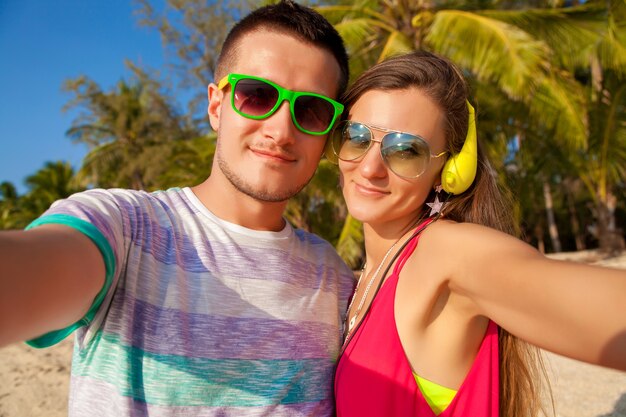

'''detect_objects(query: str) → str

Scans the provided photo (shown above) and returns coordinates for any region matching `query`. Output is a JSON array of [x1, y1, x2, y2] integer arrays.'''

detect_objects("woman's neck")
[[362, 214, 427, 268]]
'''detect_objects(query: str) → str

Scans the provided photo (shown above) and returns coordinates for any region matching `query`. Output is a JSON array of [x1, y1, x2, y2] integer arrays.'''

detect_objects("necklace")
[[346, 238, 400, 334]]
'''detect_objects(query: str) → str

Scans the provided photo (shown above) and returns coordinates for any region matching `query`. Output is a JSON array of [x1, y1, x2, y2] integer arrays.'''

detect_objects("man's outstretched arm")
[[0, 224, 105, 347]]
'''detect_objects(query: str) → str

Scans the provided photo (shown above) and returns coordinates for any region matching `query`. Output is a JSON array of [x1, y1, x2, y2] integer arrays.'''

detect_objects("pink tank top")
[[335, 226, 500, 417]]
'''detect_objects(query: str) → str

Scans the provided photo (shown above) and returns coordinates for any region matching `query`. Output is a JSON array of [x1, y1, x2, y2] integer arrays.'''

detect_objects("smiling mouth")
[[250, 147, 296, 163], [354, 183, 389, 196]]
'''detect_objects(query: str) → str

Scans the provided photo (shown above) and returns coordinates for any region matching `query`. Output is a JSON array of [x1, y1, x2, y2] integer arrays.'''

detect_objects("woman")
[[330, 51, 626, 417]]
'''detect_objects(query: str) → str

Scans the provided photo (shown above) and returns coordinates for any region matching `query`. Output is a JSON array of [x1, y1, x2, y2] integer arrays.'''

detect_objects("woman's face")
[[338, 88, 448, 230]]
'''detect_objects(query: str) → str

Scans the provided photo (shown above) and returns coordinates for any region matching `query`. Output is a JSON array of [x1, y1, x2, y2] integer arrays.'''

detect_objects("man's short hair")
[[215, 0, 349, 98]]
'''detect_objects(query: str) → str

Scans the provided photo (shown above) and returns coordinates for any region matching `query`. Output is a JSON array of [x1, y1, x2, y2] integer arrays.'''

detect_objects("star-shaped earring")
[[426, 185, 444, 216]]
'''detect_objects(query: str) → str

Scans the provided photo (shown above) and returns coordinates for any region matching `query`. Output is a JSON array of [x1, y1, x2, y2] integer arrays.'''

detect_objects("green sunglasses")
[[217, 73, 344, 136]]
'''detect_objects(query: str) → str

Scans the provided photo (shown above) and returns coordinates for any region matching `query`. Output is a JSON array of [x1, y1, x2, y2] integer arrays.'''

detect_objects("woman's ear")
[[207, 83, 223, 132]]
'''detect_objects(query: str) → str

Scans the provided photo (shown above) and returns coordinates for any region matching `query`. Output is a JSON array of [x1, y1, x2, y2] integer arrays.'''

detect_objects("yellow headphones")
[[440, 101, 477, 195]]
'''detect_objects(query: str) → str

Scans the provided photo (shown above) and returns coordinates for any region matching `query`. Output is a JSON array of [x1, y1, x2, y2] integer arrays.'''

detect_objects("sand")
[[0, 337, 72, 417], [1, 251, 625, 417]]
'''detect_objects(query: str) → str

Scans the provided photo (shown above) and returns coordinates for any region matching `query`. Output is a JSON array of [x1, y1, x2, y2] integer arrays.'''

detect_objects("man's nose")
[[261, 100, 297, 145]]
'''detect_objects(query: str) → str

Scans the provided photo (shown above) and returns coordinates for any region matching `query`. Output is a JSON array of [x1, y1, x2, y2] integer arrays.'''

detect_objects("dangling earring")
[[426, 185, 446, 217]]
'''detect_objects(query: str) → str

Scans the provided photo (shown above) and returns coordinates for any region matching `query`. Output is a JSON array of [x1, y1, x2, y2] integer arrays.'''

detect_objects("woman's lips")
[[354, 182, 389, 196]]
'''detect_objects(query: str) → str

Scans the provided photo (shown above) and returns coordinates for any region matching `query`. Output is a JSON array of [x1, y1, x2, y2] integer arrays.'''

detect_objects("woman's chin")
[[346, 206, 381, 225]]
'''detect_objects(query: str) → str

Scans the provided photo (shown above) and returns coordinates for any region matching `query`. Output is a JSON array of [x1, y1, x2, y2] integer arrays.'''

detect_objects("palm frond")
[[479, 8, 600, 70], [597, 31, 626, 74], [378, 30, 414, 62], [316, 4, 395, 29], [334, 18, 380, 52], [528, 71, 588, 149], [315, 5, 360, 24], [427, 10, 551, 100], [336, 214, 364, 269], [77, 141, 124, 186]]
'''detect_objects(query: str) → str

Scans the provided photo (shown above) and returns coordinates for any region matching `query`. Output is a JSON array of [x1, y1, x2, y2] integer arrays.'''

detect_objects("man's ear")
[[207, 83, 223, 132]]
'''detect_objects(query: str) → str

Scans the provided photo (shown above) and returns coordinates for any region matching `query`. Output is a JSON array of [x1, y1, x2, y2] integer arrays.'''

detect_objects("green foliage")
[[0, 162, 84, 230], [285, 160, 347, 240], [158, 134, 217, 189], [335, 214, 364, 269], [63, 64, 200, 190], [319, 0, 626, 256], [0, 182, 23, 230]]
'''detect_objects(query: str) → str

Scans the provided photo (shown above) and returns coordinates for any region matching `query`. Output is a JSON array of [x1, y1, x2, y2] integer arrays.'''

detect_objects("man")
[[0, 1, 354, 415]]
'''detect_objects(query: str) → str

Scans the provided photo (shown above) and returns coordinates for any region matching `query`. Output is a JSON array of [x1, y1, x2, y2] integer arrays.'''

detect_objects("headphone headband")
[[440, 101, 478, 195]]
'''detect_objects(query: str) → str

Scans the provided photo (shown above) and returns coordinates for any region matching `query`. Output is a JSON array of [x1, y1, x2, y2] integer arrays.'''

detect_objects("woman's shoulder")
[[414, 219, 534, 272], [417, 218, 541, 277], [419, 219, 480, 252], [422, 219, 519, 249]]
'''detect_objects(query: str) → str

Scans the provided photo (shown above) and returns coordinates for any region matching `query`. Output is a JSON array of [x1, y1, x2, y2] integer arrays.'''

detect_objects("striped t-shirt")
[[27, 187, 355, 416]]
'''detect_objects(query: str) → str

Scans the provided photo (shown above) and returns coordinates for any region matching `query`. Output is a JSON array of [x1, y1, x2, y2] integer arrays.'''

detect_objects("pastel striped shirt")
[[27, 187, 355, 416]]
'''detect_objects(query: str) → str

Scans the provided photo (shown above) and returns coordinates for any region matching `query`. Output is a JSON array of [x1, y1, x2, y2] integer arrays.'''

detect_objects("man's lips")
[[250, 147, 296, 162]]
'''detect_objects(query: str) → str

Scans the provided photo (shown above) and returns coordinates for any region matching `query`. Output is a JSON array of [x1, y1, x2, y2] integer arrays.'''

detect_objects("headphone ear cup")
[[441, 101, 478, 195]]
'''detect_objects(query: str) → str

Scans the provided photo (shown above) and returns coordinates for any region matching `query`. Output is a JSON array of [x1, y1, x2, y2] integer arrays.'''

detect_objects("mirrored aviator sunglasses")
[[217, 73, 344, 136], [331, 121, 448, 178]]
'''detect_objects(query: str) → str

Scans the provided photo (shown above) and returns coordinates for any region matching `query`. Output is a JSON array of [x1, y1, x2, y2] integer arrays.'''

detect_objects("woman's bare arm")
[[427, 221, 626, 371]]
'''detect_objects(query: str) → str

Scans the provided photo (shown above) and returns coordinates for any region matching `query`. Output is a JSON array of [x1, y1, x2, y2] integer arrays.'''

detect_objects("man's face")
[[207, 31, 341, 202]]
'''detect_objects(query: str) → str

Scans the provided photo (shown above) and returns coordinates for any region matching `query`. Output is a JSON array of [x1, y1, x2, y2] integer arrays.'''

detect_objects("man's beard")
[[215, 142, 312, 203]]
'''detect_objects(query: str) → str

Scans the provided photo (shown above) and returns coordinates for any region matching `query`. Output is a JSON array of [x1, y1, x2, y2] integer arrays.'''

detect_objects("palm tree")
[[20, 161, 84, 221], [64, 65, 198, 190], [501, 1, 626, 253], [0, 162, 83, 229], [157, 133, 217, 189], [318, 0, 589, 146], [317, 0, 626, 257], [572, 70, 626, 254], [0, 181, 23, 229]]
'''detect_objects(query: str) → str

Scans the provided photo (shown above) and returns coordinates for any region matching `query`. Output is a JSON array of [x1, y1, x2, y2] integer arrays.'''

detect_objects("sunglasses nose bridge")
[[258, 81, 291, 118], [268, 99, 299, 139], [357, 138, 391, 179], [279, 89, 300, 129], [356, 134, 388, 169], [267, 88, 306, 133], [267, 86, 290, 116], [368, 134, 388, 163]]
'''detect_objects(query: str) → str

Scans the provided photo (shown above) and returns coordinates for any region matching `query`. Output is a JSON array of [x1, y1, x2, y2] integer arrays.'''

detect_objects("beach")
[[1, 250, 625, 417]]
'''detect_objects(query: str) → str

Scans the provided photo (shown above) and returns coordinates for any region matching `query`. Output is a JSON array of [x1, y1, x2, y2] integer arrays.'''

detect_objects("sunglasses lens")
[[294, 95, 336, 133], [233, 79, 279, 117], [335, 122, 372, 160], [381, 133, 430, 177]]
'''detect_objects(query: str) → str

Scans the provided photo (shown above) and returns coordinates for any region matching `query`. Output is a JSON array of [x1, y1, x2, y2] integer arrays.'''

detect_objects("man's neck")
[[191, 175, 288, 232]]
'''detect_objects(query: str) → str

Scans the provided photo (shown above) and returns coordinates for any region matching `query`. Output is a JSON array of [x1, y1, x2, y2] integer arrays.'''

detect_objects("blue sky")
[[0, 1, 168, 193]]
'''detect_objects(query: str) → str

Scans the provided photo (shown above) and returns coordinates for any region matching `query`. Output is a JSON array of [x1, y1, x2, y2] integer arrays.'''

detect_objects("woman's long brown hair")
[[341, 50, 552, 417]]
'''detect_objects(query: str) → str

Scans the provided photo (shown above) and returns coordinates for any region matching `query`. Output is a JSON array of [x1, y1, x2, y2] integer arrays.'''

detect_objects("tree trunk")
[[596, 192, 625, 256], [543, 182, 562, 253], [132, 170, 145, 191], [564, 179, 585, 251], [534, 223, 545, 254]]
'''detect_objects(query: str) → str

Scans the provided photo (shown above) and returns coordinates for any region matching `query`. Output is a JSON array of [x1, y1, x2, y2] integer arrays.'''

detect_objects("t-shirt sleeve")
[[24, 189, 131, 348]]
